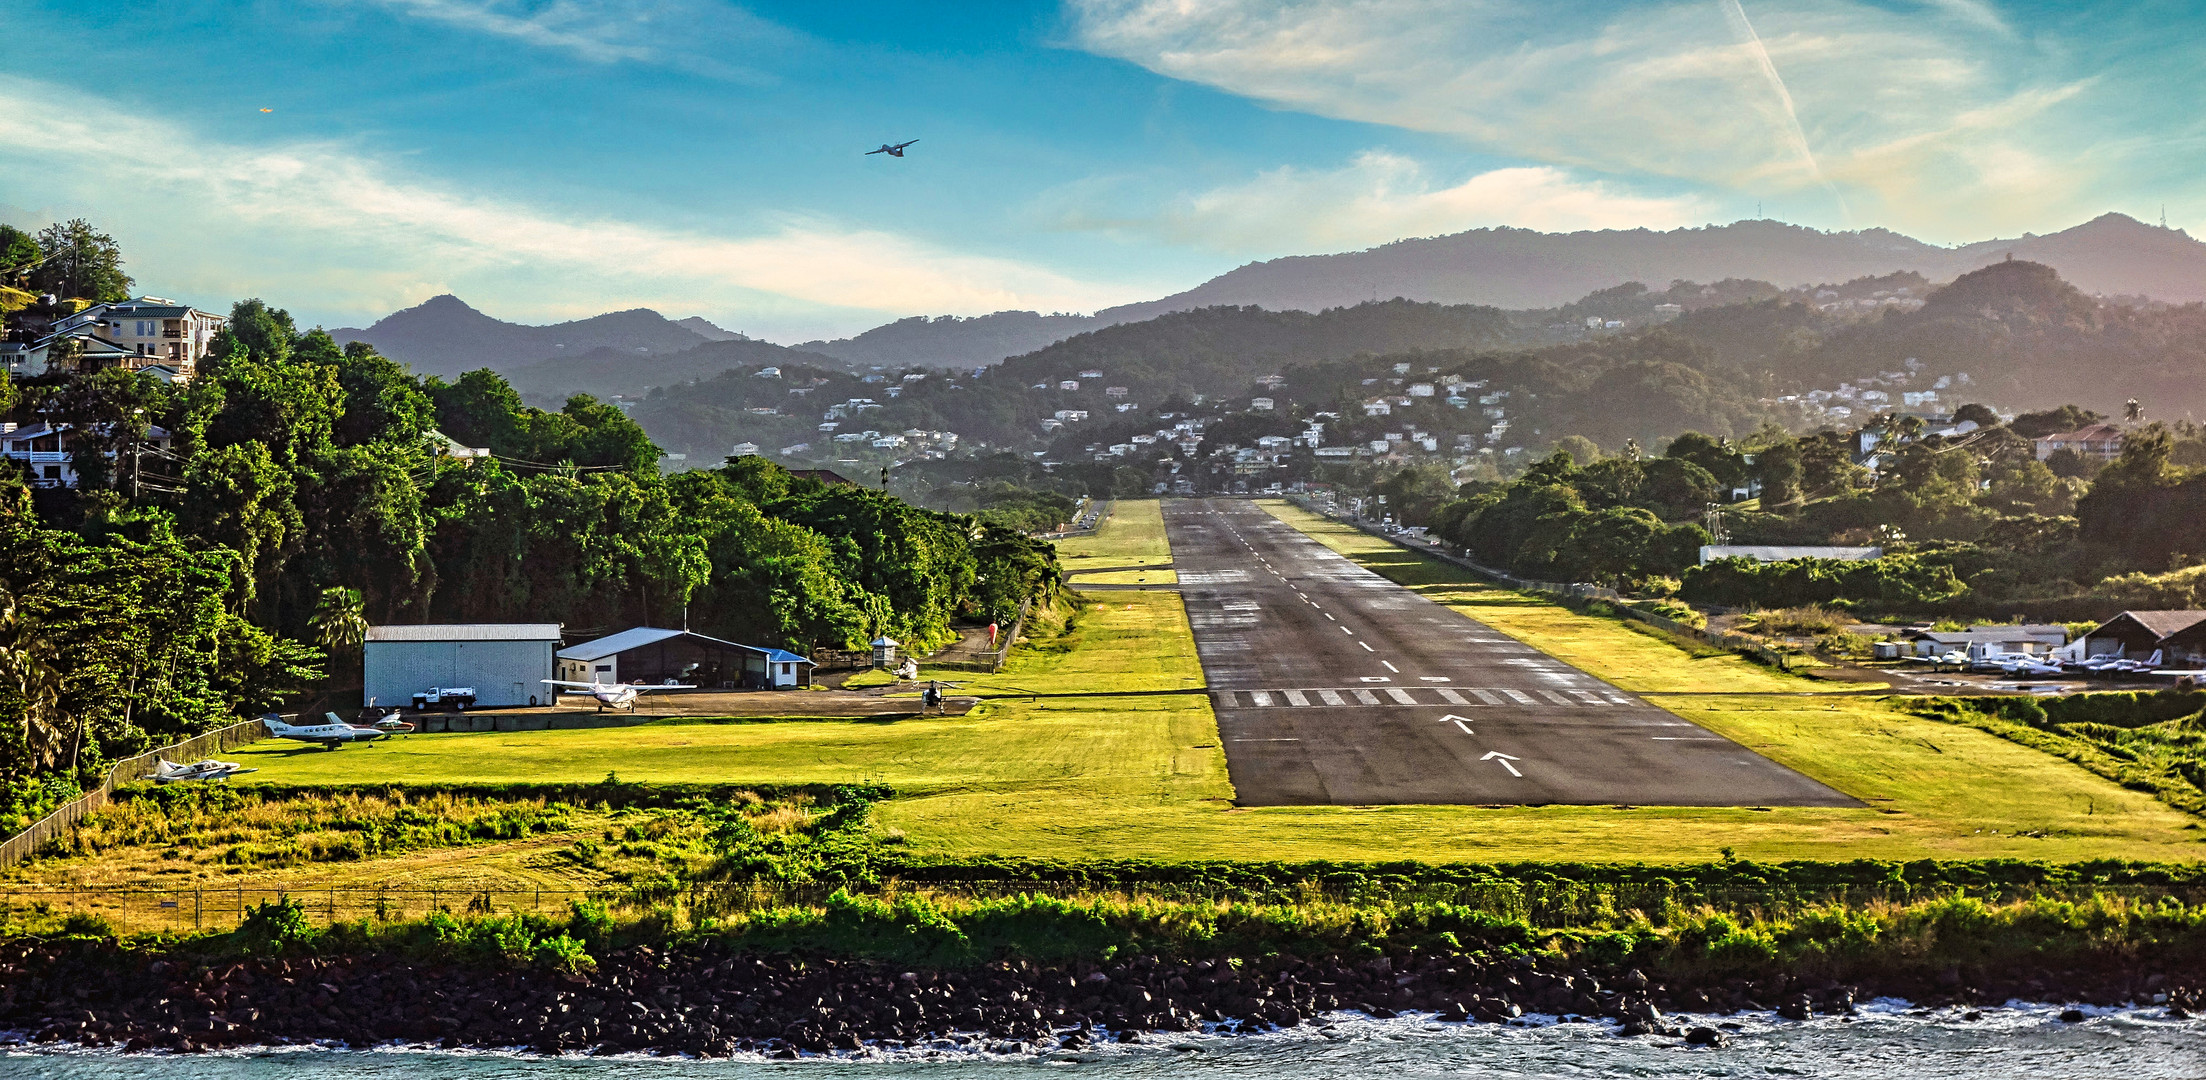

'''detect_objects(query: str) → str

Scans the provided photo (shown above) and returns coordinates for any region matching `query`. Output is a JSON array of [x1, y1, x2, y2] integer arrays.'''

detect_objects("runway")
[[1165, 500, 1860, 807]]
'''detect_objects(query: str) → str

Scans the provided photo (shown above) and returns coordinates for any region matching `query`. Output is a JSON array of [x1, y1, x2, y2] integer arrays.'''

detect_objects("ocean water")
[[4, 1001, 2200, 1079]]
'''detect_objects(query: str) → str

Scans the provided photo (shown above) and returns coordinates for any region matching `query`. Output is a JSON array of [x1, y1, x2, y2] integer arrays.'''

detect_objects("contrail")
[[1719, 0, 1849, 220]]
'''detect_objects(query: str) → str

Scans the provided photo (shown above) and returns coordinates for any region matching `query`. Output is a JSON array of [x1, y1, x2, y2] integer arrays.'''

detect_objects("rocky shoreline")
[[0, 940, 2196, 1057]]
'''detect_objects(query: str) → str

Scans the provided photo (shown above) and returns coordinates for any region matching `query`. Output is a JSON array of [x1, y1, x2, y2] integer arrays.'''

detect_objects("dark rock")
[[1683, 1026, 1726, 1047], [2059, 1008, 2086, 1023]]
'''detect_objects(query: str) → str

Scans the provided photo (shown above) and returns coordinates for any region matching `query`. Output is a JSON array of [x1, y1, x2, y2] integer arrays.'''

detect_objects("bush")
[[1681, 554, 1966, 610]]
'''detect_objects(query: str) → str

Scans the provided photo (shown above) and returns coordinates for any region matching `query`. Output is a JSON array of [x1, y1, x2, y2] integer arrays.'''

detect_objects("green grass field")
[[175, 499, 2203, 868]]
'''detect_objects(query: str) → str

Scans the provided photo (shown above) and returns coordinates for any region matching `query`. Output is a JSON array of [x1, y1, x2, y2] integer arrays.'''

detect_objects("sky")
[[1, 0, 2198, 342]]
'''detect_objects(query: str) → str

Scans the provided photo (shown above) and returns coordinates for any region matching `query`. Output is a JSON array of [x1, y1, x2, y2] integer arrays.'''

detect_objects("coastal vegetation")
[[2, 290, 1062, 827]]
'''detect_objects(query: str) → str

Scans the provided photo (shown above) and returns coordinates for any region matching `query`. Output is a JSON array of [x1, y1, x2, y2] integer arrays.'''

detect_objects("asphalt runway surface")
[[1165, 500, 1860, 807]]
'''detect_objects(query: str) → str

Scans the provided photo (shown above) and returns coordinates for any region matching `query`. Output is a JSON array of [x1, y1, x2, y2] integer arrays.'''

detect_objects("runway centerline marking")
[[1380, 661, 1400, 672]]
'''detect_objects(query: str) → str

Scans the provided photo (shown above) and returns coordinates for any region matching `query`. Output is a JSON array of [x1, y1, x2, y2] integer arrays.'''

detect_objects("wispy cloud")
[[0, 76, 1137, 338], [332, 0, 792, 78], [1067, 0, 2107, 239], [1051, 153, 1711, 251]]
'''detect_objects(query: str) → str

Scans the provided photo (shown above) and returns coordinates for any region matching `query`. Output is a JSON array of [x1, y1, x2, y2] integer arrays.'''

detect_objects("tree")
[[29, 220, 132, 302], [0, 586, 66, 774], [0, 225, 39, 286], [1952, 402, 1999, 428], [310, 586, 367, 653]]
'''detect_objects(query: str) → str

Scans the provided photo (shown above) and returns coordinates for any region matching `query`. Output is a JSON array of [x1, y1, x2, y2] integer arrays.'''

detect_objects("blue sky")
[[1, 0, 2196, 341]]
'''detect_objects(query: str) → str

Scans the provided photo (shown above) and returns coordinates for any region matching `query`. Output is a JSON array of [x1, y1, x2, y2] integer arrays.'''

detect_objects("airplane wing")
[[542, 680, 608, 690], [631, 684, 709, 694], [864, 147, 886, 155], [896, 139, 918, 149]]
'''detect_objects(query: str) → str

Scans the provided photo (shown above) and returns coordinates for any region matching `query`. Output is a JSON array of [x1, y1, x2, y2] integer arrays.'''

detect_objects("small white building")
[[363, 624, 561, 708]]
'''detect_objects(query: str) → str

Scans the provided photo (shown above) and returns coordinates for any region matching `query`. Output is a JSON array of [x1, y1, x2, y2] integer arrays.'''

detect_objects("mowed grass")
[[107, 500, 2202, 871], [1066, 568, 1178, 585], [1055, 500, 1171, 575]]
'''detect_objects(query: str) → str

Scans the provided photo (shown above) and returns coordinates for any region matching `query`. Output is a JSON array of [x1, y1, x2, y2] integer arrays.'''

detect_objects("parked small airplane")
[[542, 678, 706, 712], [865, 139, 918, 157], [261, 712, 391, 749], [362, 700, 413, 733], [152, 758, 257, 783]]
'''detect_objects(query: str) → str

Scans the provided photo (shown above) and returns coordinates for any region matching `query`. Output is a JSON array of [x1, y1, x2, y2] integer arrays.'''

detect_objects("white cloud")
[[331, 0, 791, 79], [0, 76, 1138, 339], [1067, 0, 2106, 239], [1060, 153, 1710, 251]]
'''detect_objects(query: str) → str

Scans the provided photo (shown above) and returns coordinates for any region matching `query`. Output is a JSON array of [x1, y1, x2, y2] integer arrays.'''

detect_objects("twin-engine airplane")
[[542, 678, 707, 712], [152, 758, 257, 783], [865, 139, 918, 157], [261, 712, 392, 749]]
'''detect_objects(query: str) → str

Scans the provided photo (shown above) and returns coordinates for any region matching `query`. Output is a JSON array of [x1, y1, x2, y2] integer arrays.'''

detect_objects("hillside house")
[[0, 422, 174, 488], [4, 297, 227, 380], [2035, 424, 2125, 462]]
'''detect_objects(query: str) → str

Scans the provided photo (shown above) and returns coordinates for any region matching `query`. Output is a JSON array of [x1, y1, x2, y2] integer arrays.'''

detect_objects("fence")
[[6, 876, 2198, 936], [0, 717, 270, 870], [926, 597, 1034, 674], [1312, 505, 1800, 670]]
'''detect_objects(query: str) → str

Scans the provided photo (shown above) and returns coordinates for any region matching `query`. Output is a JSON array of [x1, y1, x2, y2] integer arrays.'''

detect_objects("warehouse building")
[[363, 624, 562, 708], [557, 627, 815, 690]]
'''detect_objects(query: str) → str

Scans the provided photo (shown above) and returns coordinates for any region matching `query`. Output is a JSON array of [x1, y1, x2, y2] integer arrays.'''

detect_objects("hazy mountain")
[[675, 316, 748, 341], [796, 311, 1103, 370], [503, 338, 844, 400], [993, 299, 1516, 403], [1095, 214, 2206, 320], [331, 295, 712, 378]]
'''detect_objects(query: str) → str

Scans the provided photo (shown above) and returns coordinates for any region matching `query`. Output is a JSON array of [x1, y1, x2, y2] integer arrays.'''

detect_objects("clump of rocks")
[[0, 939, 2192, 1056]]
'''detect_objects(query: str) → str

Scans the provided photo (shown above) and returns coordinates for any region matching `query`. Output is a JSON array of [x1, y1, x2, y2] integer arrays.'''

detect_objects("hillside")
[[992, 299, 1516, 403], [503, 338, 846, 400], [797, 311, 1102, 370], [331, 295, 717, 378], [1097, 214, 2206, 320]]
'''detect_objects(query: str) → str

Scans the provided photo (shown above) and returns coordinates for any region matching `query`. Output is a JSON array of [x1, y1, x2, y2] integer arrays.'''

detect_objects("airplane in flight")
[[865, 139, 918, 157], [152, 758, 257, 783], [261, 712, 392, 749], [543, 678, 709, 712]]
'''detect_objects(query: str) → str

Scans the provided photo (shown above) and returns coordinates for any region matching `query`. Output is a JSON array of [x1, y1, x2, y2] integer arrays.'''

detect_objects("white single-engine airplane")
[[152, 758, 257, 783], [542, 678, 707, 712], [261, 712, 392, 749]]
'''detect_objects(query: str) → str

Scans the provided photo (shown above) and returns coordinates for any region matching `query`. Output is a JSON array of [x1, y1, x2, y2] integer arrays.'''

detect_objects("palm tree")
[[0, 588, 67, 772], [310, 586, 368, 653]]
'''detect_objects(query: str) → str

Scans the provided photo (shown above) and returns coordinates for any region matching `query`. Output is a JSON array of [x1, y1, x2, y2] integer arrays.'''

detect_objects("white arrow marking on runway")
[[1438, 714, 1476, 735], [1481, 751, 1522, 777]]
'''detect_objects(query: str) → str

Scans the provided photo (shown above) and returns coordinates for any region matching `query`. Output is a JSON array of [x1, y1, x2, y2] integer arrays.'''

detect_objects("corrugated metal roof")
[[558, 627, 759, 662], [761, 648, 813, 664], [367, 623, 562, 643], [1700, 545, 1883, 564], [2096, 610, 2206, 639]]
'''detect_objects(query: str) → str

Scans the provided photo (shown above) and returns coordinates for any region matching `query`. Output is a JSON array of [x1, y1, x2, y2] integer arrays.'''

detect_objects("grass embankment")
[[1910, 693, 2206, 817], [22, 501, 2203, 906]]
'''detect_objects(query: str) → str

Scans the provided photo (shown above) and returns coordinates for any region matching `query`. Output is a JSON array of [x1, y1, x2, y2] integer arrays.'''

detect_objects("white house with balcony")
[[10, 297, 229, 382], [0, 421, 176, 488]]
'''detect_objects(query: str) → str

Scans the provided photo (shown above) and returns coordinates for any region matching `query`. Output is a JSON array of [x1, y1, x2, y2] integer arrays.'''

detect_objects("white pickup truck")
[[411, 687, 477, 711]]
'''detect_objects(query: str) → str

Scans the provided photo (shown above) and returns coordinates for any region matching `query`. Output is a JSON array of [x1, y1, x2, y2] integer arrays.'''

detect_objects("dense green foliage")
[[3, 289, 1060, 801], [1424, 450, 1714, 587]]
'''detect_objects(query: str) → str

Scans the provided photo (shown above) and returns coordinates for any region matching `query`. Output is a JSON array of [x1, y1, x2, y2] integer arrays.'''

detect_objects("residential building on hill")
[[2, 296, 227, 381], [2034, 424, 2125, 462]]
